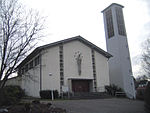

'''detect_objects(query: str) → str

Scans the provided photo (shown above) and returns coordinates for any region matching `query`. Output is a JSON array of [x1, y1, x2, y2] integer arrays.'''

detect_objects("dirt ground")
[[0, 98, 146, 113], [1, 101, 66, 113]]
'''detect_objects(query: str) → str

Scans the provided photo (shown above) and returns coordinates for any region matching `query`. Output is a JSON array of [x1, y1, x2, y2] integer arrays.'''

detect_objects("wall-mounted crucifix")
[[74, 51, 83, 75]]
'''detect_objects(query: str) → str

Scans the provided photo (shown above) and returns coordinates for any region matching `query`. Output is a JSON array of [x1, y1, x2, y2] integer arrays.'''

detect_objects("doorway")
[[72, 80, 91, 92]]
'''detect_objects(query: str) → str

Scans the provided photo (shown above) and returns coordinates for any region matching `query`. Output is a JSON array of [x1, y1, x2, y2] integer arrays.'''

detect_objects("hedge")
[[40, 90, 59, 99]]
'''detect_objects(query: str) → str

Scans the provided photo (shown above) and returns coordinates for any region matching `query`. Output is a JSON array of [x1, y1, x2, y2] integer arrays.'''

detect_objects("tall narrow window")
[[35, 56, 40, 66], [29, 60, 33, 69], [91, 49, 97, 92], [21, 67, 25, 74], [59, 44, 64, 93], [115, 7, 126, 36], [105, 9, 114, 38]]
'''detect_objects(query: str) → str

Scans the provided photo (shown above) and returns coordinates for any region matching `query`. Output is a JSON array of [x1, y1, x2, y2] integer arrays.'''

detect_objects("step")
[[69, 92, 112, 99]]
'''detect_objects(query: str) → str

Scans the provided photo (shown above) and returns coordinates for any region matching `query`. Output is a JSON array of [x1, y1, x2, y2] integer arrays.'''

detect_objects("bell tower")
[[102, 3, 135, 98]]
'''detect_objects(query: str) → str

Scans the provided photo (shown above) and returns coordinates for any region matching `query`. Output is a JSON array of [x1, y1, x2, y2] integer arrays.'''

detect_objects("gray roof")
[[101, 3, 124, 13], [18, 36, 112, 68]]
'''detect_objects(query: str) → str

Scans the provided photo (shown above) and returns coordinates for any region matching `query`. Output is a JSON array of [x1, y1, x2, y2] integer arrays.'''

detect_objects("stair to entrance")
[[70, 92, 112, 99]]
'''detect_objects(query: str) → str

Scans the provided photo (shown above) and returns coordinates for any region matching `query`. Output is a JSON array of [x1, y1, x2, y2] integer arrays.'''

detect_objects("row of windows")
[[91, 49, 97, 90], [20, 56, 40, 74], [59, 45, 64, 89], [105, 9, 114, 38]]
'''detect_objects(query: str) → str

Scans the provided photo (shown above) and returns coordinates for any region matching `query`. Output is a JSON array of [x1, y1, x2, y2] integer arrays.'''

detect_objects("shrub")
[[136, 87, 145, 100], [40, 90, 51, 99], [53, 90, 59, 98], [105, 84, 123, 96], [0, 85, 25, 106], [144, 81, 150, 112], [40, 90, 59, 99]]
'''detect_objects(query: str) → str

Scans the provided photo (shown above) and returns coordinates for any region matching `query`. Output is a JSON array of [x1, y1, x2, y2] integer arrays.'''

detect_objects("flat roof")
[[101, 3, 124, 13]]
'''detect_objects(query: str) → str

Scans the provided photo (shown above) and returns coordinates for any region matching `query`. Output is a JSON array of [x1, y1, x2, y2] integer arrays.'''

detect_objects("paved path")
[[50, 98, 146, 113]]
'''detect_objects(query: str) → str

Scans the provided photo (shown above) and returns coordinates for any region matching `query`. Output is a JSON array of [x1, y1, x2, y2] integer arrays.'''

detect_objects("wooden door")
[[72, 80, 90, 92]]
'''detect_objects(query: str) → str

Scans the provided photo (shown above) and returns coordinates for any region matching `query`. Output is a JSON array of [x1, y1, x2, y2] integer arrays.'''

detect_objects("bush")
[[136, 87, 145, 100], [0, 85, 25, 106], [53, 90, 59, 98], [40, 90, 59, 99], [105, 84, 123, 96], [40, 90, 51, 99], [144, 81, 150, 112]]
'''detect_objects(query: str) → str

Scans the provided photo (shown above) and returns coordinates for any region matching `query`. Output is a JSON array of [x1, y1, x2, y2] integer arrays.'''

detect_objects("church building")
[[16, 36, 112, 97], [6, 3, 136, 99]]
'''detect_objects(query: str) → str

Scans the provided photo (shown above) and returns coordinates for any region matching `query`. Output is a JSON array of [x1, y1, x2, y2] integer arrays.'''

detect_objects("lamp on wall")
[[49, 73, 52, 76]]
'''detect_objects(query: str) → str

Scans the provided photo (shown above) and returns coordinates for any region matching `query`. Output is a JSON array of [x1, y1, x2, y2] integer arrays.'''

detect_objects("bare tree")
[[0, 0, 45, 89], [136, 75, 149, 82], [141, 38, 150, 79]]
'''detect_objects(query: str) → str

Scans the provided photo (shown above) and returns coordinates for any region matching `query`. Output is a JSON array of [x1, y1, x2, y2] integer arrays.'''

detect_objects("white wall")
[[21, 64, 40, 97], [103, 4, 136, 98], [63, 41, 93, 84], [95, 51, 110, 92], [6, 76, 22, 86], [63, 40, 110, 92], [41, 47, 60, 92]]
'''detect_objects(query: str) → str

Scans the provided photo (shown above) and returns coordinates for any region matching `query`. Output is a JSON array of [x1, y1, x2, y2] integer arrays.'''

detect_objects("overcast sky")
[[21, 0, 150, 78]]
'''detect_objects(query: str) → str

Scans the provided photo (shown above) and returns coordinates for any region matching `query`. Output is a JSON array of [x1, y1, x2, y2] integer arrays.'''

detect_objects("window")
[[60, 63, 63, 68], [105, 9, 114, 38], [60, 77, 64, 81], [60, 81, 64, 85], [18, 68, 21, 75], [29, 60, 33, 69], [127, 56, 130, 60], [115, 7, 126, 36], [25, 64, 28, 72], [60, 68, 63, 72], [129, 69, 132, 73], [35, 56, 40, 66], [60, 72, 63, 76], [21, 67, 25, 74]]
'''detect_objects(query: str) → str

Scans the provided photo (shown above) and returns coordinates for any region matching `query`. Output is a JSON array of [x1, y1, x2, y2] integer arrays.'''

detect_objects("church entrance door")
[[72, 80, 90, 92]]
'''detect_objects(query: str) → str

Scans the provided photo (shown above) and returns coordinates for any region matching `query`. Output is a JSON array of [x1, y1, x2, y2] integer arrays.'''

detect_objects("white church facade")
[[15, 36, 111, 97]]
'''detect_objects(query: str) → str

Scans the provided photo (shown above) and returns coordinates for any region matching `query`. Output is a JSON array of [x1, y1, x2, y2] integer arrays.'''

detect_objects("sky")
[[21, 0, 150, 78]]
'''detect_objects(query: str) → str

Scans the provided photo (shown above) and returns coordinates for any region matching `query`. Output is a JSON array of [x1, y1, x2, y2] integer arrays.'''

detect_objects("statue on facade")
[[74, 51, 83, 75]]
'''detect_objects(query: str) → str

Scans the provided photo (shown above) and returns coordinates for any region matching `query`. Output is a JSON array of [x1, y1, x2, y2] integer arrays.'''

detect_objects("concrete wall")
[[63, 41, 93, 82], [63, 40, 110, 92], [21, 56, 41, 97], [41, 46, 60, 92], [95, 51, 110, 92], [6, 76, 22, 86]]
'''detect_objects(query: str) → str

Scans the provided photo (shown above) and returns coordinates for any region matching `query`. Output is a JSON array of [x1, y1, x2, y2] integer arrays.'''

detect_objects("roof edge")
[[101, 3, 124, 13]]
